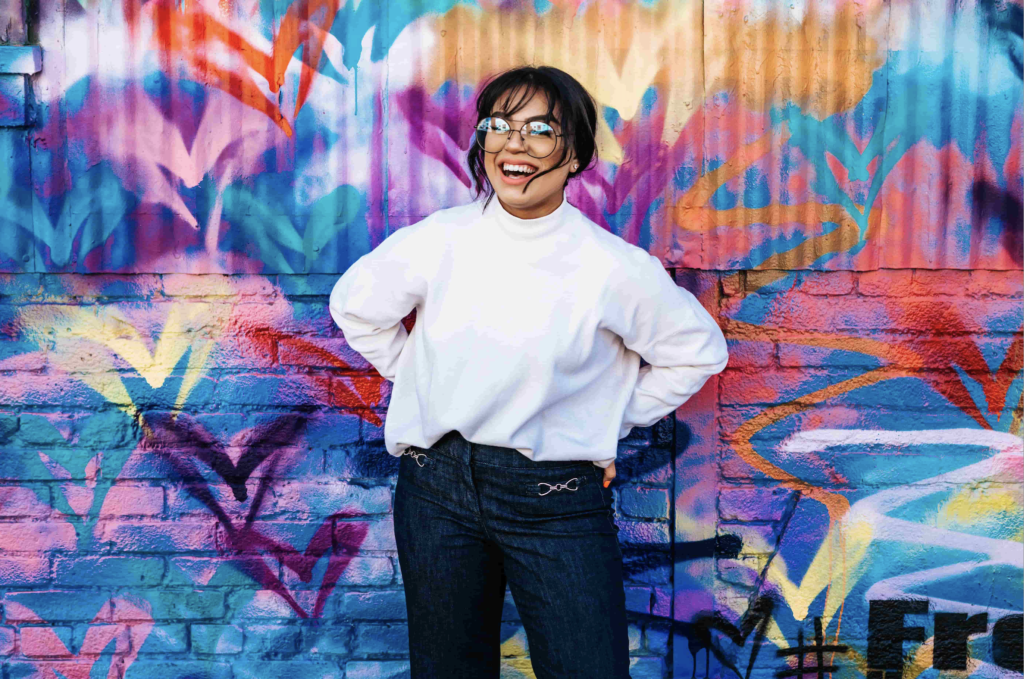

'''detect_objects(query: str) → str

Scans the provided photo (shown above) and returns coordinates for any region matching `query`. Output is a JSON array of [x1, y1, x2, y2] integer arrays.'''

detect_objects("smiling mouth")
[[499, 161, 539, 179]]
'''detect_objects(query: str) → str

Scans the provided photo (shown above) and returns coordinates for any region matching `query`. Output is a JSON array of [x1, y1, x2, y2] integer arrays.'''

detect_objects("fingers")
[[603, 461, 616, 488]]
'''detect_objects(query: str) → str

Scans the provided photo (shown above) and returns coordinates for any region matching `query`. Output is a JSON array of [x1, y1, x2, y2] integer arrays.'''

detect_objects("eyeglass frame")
[[472, 116, 565, 159]]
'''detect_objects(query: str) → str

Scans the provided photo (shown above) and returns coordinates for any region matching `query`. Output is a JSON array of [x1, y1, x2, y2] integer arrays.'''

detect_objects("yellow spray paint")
[[19, 282, 235, 416]]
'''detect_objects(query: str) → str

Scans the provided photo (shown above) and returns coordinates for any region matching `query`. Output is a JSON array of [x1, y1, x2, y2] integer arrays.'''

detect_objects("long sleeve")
[[325, 196, 724, 467], [601, 249, 729, 438], [328, 221, 430, 381]]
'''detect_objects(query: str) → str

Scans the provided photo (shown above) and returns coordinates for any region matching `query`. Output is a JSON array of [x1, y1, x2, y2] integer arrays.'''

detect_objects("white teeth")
[[502, 163, 537, 175]]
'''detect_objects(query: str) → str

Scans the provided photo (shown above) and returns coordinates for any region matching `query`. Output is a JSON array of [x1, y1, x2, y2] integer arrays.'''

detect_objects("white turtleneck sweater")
[[328, 192, 728, 468]]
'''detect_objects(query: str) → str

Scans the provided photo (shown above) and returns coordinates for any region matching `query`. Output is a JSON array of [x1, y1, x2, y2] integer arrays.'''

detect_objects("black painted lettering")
[[867, 599, 928, 679], [993, 614, 1023, 674], [933, 612, 987, 670]]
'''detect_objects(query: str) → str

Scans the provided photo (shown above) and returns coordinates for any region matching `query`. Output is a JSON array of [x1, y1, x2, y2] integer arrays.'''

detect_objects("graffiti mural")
[[0, 0, 1020, 676], [676, 267, 1022, 679]]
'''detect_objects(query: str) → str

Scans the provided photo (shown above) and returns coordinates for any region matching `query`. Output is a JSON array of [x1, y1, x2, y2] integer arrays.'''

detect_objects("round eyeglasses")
[[473, 117, 562, 159]]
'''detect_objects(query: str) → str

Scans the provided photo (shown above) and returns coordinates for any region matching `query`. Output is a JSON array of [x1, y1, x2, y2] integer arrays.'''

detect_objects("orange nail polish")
[[603, 479, 610, 488]]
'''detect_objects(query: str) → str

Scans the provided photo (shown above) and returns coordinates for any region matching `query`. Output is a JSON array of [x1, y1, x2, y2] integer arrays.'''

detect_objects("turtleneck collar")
[[484, 191, 571, 240]]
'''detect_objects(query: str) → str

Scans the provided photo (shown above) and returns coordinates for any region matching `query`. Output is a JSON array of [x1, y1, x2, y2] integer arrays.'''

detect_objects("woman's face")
[[481, 91, 575, 219]]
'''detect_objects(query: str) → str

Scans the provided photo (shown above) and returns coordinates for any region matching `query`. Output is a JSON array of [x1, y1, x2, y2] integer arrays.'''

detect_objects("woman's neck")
[[495, 191, 564, 220]]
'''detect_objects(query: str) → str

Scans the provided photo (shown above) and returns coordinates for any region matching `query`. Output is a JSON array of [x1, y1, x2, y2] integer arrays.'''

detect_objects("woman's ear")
[[564, 154, 580, 187]]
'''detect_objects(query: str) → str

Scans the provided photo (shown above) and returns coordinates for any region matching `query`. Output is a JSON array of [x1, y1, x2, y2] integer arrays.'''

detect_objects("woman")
[[329, 66, 728, 679]]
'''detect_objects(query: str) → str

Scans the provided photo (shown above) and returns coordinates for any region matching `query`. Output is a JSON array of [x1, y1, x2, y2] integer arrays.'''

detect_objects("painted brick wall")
[[0, 272, 682, 678], [678, 267, 1022, 679], [1, 267, 1019, 678]]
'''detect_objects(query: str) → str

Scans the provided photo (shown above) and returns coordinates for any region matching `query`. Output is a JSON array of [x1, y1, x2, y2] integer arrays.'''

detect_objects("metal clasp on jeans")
[[401, 448, 428, 467], [536, 477, 579, 495]]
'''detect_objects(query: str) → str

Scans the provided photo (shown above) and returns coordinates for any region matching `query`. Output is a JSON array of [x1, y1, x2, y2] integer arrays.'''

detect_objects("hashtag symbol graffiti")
[[775, 617, 850, 679]]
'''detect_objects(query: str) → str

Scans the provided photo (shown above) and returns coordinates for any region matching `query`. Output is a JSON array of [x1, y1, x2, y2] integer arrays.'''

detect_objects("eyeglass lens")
[[475, 117, 558, 159]]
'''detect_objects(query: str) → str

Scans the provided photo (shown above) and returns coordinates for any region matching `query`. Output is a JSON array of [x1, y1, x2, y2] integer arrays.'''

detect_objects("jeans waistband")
[[424, 431, 594, 470]]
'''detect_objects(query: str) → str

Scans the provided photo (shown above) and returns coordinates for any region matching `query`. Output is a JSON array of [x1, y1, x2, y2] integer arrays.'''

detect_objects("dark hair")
[[468, 66, 598, 208]]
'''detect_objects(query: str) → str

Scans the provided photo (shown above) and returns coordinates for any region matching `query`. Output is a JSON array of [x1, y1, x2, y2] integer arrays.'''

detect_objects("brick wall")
[[1, 268, 1018, 678], [689, 267, 1022, 679], [0, 273, 686, 678]]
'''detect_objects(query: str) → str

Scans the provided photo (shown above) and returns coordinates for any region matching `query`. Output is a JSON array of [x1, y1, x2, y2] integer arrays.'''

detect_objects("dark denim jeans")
[[393, 430, 631, 679]]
